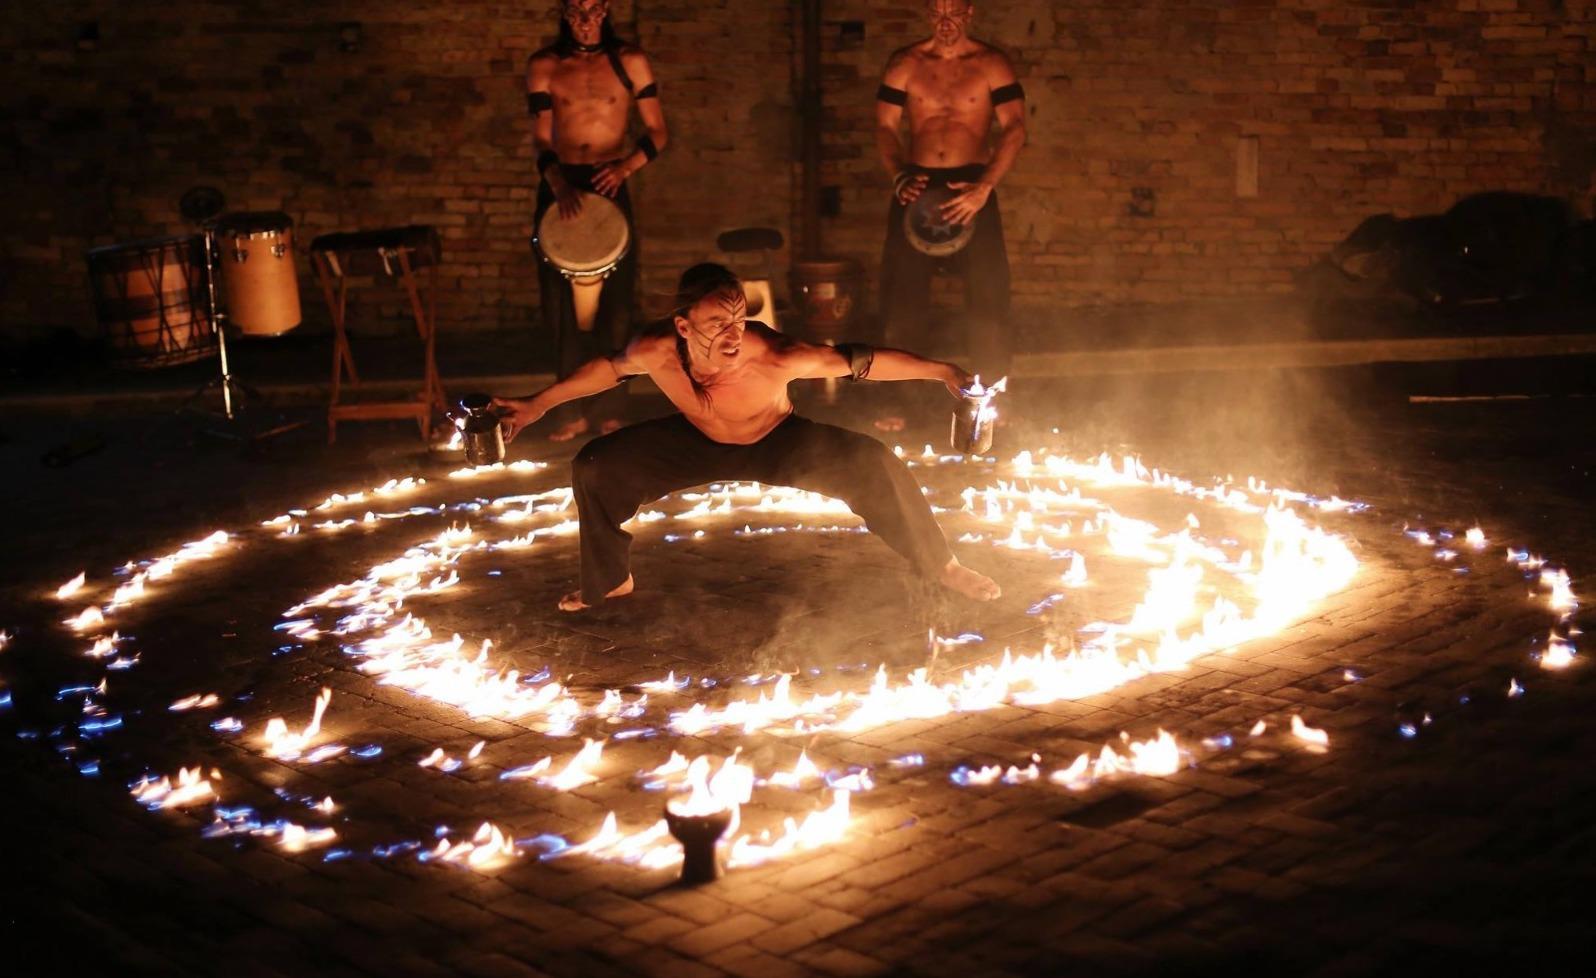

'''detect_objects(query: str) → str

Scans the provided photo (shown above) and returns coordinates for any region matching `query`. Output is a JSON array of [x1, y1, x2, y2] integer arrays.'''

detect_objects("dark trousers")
[[571, 413, 954, 603], [534, 163, 638, 424], [880, 163, 1013, 378]]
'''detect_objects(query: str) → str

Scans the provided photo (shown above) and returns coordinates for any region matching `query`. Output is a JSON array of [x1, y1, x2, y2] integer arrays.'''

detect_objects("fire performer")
[[527, 0, 668, 441], [873, 0, 1026, 430], [492, 263, 1003, 611]]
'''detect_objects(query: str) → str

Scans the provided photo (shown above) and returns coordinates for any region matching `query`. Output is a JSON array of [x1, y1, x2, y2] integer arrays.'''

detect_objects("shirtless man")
[[492, 262, 1002, 611], [874, 0, 1026, 430], [527, 0, 668, 441]]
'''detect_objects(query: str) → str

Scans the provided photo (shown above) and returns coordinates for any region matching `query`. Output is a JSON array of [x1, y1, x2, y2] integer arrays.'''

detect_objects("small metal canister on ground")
[[456, 393, 505, 467]]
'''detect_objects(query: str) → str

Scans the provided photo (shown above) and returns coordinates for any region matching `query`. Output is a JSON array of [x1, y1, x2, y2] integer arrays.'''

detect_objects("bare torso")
[[631, 325, 797, 445], [898, 40, 1003, 167], [531, 47, 644, 163]]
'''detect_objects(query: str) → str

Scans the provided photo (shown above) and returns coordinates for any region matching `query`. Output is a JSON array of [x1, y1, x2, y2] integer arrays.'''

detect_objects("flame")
[[1465, 526, 1487, 549], [1542, 632, 1577, 670], [64, 606, 106, 633], [131, 766, 215, 810], [426, 822, 518, 869], [767, 750, 822, 788], [262, 687, 332, 760], [1290, 715, 1329, 749], [169, 693, 220, 712], [56, 572, 87, 599]]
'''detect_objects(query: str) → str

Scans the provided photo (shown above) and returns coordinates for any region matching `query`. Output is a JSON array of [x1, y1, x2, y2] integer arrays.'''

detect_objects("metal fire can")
[[951, 392, 996, 456], [457, 393, 505, 467]]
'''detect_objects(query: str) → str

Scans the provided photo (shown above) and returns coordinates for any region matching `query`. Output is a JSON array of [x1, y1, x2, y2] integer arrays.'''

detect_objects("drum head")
[[904, 184, 976, 258], [216, 210, 293, 237], [536, 193, 630, 276]]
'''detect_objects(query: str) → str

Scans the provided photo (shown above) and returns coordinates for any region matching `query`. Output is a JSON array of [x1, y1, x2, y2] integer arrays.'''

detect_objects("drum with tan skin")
[[216, 211, 302, 336], [534, 191, 631, 331], [904, 183, 977, 258]]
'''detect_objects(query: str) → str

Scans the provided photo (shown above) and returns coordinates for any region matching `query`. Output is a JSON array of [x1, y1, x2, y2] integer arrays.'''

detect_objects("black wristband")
[[537, 150, 559, 176], [637, 134, 659, 162]]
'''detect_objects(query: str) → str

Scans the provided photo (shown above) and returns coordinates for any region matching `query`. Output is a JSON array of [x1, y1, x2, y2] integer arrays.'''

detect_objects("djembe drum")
[[533, 192, 631, 332], [904, 183, 977, 258]]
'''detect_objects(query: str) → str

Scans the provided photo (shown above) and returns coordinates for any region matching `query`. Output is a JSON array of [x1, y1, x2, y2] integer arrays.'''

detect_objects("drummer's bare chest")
[[549, 57, 630, 111], [655, 361, 787, 422], [906, 56, 990, 120]]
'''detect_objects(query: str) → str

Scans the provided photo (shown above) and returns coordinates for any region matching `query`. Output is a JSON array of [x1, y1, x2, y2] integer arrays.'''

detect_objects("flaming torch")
[[951, 376, 1007, 456]]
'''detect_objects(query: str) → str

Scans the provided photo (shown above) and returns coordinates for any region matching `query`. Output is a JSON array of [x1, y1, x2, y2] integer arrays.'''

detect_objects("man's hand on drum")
[[591, 159, 636, 199], [894, 172, 929, 206], [490, 396, 545, 443], [940, 181, 993, 226], [551, 175, 584, 220]]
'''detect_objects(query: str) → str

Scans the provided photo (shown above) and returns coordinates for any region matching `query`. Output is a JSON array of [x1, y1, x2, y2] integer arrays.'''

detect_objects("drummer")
[[873, 0, 1026, 430], [527, 0, 669, 441]]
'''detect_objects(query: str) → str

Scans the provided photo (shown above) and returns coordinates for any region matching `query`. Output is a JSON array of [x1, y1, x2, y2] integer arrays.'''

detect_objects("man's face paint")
[[925, 0, 973, 47], [676, 288, 748, 367], [563, 0, 609, 44]]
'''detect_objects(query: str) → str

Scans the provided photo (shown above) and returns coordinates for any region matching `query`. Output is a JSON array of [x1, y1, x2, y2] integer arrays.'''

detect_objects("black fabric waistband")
[[904, 163, 987, 182]]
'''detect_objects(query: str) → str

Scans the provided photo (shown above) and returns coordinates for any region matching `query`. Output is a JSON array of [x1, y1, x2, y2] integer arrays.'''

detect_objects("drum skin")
[[903, 184, 976, 258], [217, 211, 301, 336], [85, 235, 216, 368], [535, 192, 631, 278]]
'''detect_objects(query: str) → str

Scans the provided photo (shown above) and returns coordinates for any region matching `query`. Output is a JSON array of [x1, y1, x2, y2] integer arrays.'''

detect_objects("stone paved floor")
[[3, 368, 1594, 977]]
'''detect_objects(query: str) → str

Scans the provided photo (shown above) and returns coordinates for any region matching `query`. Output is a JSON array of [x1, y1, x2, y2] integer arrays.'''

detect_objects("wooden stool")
[[309, 225, 446, 444]]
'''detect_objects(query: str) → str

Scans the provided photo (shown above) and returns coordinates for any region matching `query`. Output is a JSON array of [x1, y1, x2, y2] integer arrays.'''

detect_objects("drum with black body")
[[903, 183, 977, 258]]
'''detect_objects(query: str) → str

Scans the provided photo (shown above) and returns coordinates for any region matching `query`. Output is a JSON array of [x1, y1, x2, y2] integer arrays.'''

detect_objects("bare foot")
[[549, 417, 589, 442], [873, 416, 906, 432], [557, 574, 634, 612], [598, 418, 625, 435], [939, 559, 1000, 601]]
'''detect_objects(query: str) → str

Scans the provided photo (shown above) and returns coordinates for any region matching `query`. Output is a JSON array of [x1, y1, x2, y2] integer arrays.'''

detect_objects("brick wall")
[[1, 1, 1591, 346]]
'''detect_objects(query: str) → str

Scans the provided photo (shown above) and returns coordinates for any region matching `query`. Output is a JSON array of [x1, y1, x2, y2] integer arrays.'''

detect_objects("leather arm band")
[[834, 343, 875, 382]]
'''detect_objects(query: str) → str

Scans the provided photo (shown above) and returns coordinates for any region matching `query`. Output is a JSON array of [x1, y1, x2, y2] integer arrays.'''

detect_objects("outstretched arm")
[[770, 328, 969, 397], [492, 342, 649, 442]]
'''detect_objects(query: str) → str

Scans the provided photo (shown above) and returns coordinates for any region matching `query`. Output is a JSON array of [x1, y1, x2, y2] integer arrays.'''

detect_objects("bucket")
[[791, 258, 863, 345]]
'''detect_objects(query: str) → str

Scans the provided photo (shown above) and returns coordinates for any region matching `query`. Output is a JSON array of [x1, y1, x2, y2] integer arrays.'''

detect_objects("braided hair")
[[672, 262, 743, 406]]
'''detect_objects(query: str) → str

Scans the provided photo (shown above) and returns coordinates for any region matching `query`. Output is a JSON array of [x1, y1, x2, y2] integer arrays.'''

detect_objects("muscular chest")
[[908, 59, 987, 117], [550, 58, 627, 110]]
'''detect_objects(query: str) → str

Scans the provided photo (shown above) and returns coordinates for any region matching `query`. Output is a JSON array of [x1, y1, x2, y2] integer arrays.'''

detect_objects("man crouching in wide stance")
[[492, 262, 1001, 611]]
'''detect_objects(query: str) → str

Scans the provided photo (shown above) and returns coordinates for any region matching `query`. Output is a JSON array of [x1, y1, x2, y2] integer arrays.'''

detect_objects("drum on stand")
[[85, 235, 216, 368], [904, 183, 977, 258], [534, 192, 630, 332], [215, 211, 301, 336]]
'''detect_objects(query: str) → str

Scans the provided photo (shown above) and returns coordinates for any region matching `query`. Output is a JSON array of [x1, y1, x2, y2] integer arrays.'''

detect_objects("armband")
[[527, 90, 553, 115], [835, 343, 875, 382], [635, 82, 658, 99], [990, 82, 1024, 106], [637, 134, 659, 162], [876, 84, 908, 106], [536, 150, 559, 176]]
